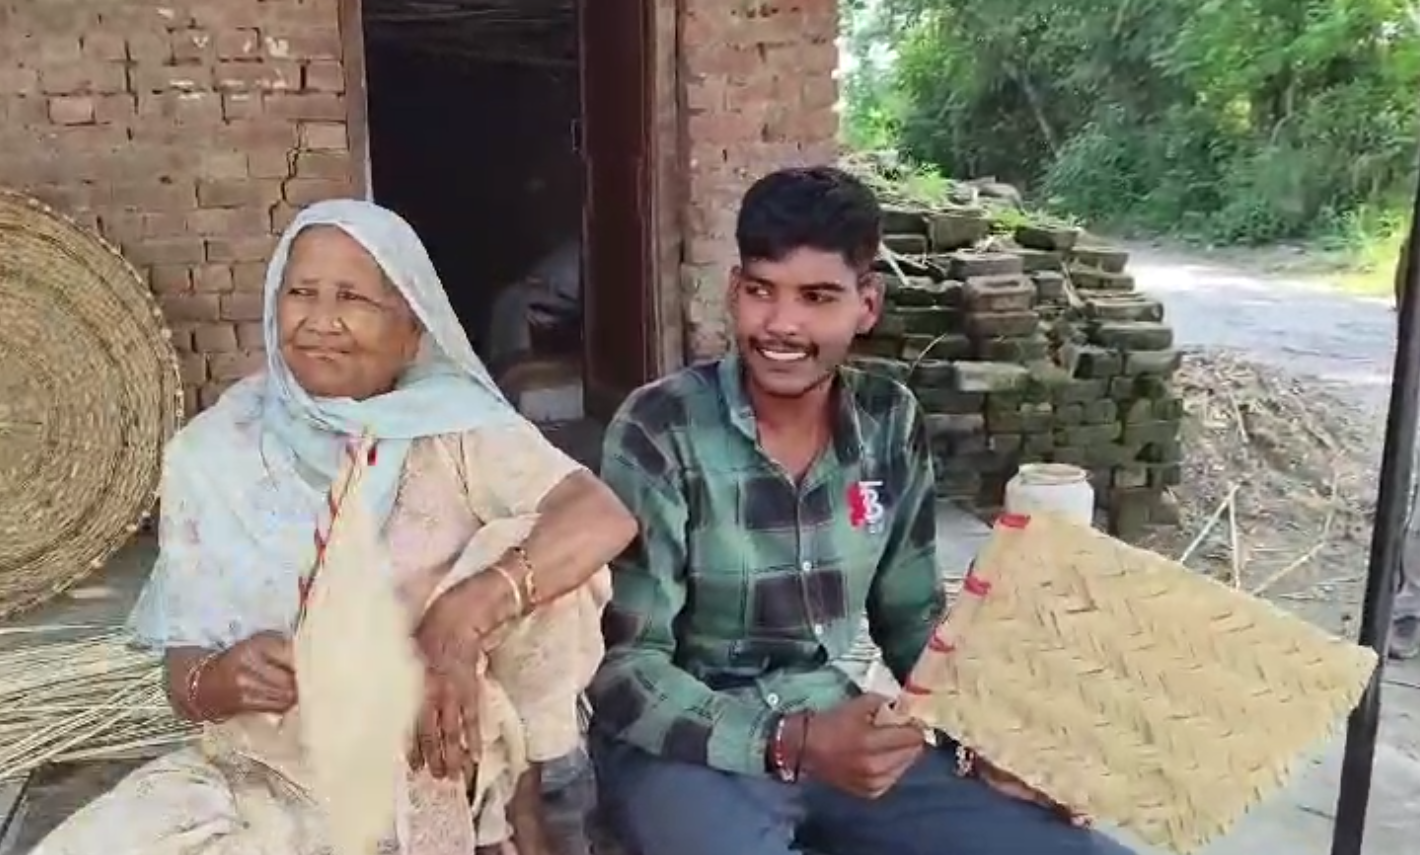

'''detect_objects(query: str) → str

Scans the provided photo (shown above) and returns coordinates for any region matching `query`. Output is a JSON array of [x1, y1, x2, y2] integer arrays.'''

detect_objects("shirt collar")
[[718, 350, 867, 467]]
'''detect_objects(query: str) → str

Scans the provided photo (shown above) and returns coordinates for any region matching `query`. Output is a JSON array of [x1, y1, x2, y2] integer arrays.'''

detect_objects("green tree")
[[844, 0, 1420, 243]]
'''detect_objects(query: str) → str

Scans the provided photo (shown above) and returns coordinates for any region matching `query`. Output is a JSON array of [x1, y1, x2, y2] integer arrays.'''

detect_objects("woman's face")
[[276, 226, 423, 400]]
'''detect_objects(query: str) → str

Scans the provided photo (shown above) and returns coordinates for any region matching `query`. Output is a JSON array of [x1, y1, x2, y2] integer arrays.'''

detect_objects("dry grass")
[[1138, 349, 1380, 633], [0, 626, 194, 782]]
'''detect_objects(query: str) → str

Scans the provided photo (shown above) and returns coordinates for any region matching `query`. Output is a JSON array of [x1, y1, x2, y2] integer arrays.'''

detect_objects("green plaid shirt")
[[588, 355, 945, 776]]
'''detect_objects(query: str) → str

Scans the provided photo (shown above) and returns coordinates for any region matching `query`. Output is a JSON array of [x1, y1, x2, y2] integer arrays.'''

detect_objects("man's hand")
[[789, 693, 925, 799]]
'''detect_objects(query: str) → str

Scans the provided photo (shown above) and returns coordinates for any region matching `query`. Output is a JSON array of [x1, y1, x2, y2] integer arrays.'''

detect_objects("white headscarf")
[[257, 199, 520, 522], [128, 199, 522, 649]]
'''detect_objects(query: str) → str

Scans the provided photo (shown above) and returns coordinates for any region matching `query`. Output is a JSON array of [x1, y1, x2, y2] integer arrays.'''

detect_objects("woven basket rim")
[[0, 188, 184, 620]]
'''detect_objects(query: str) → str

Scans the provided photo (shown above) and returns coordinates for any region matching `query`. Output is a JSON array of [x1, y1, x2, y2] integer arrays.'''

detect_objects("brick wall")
[[0, 0, 839, 405], [0, 0, 351, 414], [678, 0, 841, 360]]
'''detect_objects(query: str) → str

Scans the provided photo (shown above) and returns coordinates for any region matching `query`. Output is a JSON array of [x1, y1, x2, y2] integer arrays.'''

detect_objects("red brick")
[[233, 262, 268, 292], [141, 211, 190, 238], [97, 146, 200, 186], [248, 146, 294, 179], [188, 206, 269, 237], [214, 61, 301, 92], [107, 182, 198, 212], [159, 293, 222, 323], [300, 121, 346, 150], [168, 323, 197, 353], [149, 265, 193, 295], [216, 29, 261, 60], [198, 150, 249, 180], [799, 75, 837, 111], [138, 91, 224, 124], [194, 264, 237, 293], [48, 95, 95, 125], [295, 150, 349, 180], [35, 36, 83, 69], [132, 62, 212, 94], [124, 31, 174, 65], [81, 32, 127, 62], [24, 9, 92, 39], [219, 291, 265, 320], [129, 237, 207, 267], [194, 320, 239, 351], [50, 123, 129, 155], [208, 236, 277, 264], [270, 203, 299, 233], [170, 28, 216, 64], [94, 93, 138, 124], [178, 353, 208, 386], [222, 92, 263, 120], [262, 28, 342, 61], [40, 62, 128, 95], [284, 178, 350, 206], [213, 119, 299, 150], [304, 60, 344, 93], [263, 92, 343, 121], [0, 68, 40, 96], [102, 208, 146, 241], [236, 321, 265, 349], [210, 351, 264, 381], [197, 178, 283, 209]]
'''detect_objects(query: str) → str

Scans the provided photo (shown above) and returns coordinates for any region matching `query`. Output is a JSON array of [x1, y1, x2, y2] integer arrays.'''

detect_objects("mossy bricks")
[[858, 229, 1184, 539]]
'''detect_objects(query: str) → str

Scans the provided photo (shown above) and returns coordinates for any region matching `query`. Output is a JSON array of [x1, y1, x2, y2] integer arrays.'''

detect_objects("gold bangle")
[[185, 649, 223, 723], [489, 563, 525, 618], [508, 546, 538, 611]]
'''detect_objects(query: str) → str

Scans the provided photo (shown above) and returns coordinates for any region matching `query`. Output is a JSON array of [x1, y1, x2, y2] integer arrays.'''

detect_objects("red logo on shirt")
[[847, 480, 886, 533]]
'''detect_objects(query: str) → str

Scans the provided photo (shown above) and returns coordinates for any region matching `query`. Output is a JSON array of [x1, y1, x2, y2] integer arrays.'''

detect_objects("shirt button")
[[766, 692, 780, 707], [800, 561, 812, 572]]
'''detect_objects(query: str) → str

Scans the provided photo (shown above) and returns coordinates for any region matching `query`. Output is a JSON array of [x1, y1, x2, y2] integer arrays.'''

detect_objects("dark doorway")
[[356, 0, 656, 425]]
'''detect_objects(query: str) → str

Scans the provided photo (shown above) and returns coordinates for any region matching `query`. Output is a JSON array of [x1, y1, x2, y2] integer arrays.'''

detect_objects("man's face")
[[728, 246, 881, 398]]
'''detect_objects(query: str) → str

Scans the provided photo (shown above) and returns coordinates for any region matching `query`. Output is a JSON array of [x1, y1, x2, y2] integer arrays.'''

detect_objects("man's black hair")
[[735, 166, 883, 272]]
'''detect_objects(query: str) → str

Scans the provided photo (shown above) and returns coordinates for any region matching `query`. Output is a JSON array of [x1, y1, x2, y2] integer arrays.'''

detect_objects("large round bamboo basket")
[[0, 189, 183, 619]]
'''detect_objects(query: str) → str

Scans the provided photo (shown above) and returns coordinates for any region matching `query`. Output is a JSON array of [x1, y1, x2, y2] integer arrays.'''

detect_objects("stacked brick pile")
[[853, 213, 1184, 537]]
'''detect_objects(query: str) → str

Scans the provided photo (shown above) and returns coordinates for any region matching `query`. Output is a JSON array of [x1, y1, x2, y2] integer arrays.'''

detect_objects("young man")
[[587, 166, 1134, 855]]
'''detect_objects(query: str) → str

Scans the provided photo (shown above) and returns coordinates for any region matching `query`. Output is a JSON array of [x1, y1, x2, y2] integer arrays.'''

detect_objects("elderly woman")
[[31, 200, 637, 855]]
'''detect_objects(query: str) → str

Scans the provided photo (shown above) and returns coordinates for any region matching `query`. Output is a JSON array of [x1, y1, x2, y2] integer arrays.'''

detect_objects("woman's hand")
[[193, 631, 298, 719], [408, 664, 481, 780], [416, 569, 519, 673], [413, 585, 497, 781]]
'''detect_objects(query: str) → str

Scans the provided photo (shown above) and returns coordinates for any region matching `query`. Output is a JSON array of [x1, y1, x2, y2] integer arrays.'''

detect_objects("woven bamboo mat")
[[896, 512, 1377, 853], [0, 190, 182, 619]]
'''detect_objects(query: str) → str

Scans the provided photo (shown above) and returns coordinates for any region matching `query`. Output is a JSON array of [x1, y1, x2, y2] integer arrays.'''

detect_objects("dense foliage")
[[842, 0, 1420, 244]]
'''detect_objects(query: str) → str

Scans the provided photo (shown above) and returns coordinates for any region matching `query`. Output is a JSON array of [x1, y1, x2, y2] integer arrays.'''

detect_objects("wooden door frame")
[[337, 0, 682, 410]]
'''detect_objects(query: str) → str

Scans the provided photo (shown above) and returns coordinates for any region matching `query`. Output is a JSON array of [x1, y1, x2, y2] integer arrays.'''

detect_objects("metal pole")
[[1329, 173, 1420, 855]]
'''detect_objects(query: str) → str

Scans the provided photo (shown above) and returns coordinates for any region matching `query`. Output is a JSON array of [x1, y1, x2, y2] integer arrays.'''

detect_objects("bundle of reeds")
[[0, 626, 196, 781]]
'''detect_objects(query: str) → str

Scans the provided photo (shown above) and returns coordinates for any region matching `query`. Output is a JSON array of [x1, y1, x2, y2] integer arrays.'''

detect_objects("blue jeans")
[[591, 732, 1136, 855]]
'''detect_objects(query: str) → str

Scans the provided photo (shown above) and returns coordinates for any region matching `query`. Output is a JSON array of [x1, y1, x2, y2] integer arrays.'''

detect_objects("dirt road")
[[1125, 243, 1397, 419], [1120, 243, 1399, 638]]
